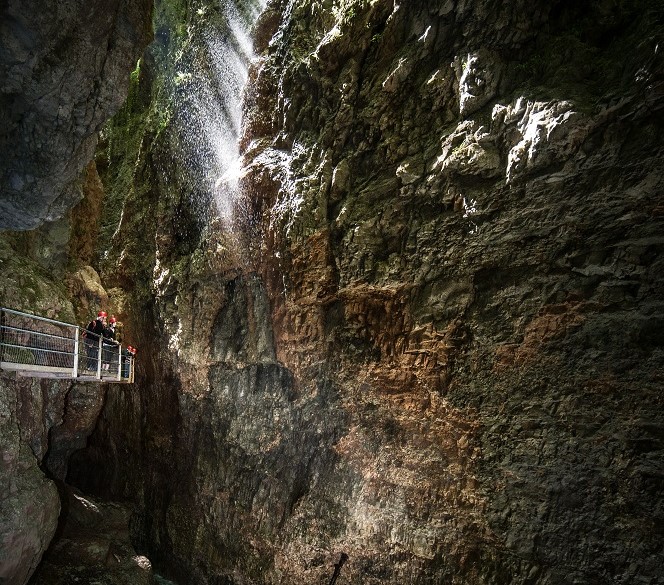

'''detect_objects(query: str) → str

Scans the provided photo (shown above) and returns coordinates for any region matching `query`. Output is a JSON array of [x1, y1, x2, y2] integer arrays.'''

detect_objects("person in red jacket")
[[122, 345, 136, 379]]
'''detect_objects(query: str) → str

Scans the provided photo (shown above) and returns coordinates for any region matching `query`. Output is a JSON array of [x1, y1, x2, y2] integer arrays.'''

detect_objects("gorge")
[[1, 0, 664, 584]]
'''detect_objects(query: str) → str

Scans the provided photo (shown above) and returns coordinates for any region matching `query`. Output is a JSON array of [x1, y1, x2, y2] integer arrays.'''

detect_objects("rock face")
[[0, 0, 152, 570], [0, 0, 153, 230], [34, 0, 664, 585], [0, 369, 114, 585], [0, 378, 60, 585], [237, 2, 664, 581], [29, 487, 156, 585]]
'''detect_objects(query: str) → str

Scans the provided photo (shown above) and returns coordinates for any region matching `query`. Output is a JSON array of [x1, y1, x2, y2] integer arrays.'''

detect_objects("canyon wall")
[[68, 0, 664, 583], [0, 0, 153, 582], [1, 0, 663, 584], [0, 0, 153, 229], [238, 1, 664, 582]]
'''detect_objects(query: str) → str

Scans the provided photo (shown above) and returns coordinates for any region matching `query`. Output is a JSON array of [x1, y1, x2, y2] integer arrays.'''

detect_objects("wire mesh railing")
[[0, 307, 134, 383]]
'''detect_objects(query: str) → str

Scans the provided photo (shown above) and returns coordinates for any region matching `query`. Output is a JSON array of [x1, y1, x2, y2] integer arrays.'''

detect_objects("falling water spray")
[[170, 0, 266, 226]]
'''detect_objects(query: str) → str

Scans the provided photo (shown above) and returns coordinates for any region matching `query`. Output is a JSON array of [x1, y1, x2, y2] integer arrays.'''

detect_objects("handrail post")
[[0, 308, 5, 363], [72, 327, 80, 378], [116, 344, 122, 381], [96, 334, 103, 379]]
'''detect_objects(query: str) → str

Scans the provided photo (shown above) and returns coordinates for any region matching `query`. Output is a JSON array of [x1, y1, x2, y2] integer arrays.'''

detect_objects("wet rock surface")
[[237, 0, 664, 582], [4, 0, 663, 584], [0, 0, 153, 230], [29, 487, 155, 585]]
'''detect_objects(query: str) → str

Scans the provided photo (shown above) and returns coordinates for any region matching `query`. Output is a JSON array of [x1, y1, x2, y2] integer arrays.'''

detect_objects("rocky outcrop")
[[0, 370, 116, 585], [236, 0, 664, 582], [0, 0, 153, 230], [53, 0, 664, 584], [29, 487, 155, 585], [0, 378, 60, 585]]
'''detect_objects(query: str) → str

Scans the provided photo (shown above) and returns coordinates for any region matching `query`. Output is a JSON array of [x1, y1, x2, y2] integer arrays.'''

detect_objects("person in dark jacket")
[[102, 316, 119, 372], [85, 311, 106, 371]]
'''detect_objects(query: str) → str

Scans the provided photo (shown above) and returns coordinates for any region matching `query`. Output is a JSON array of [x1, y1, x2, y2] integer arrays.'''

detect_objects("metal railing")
[[0, 307, 135, 383]]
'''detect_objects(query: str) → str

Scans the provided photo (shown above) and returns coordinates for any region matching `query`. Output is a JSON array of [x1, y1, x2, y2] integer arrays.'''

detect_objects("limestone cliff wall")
[[51, 1, 664, 585], [0, 254, 113, 584], [239, 0, 664, 581], [0, 0, 153, 230], [0, 0, 154, 581]]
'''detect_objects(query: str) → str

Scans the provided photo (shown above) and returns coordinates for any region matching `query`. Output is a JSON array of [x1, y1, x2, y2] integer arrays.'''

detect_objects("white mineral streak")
[[433, 97, 587, 185], [503, 100, 586, 183]]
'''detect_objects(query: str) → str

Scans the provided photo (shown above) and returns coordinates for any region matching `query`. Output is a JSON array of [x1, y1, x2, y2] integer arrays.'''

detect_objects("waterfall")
[[170, 0, 266, 224]]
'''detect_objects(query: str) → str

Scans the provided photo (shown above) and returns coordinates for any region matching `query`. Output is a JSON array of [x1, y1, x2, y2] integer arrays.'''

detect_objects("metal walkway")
[[0, 307, 135, 383]]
